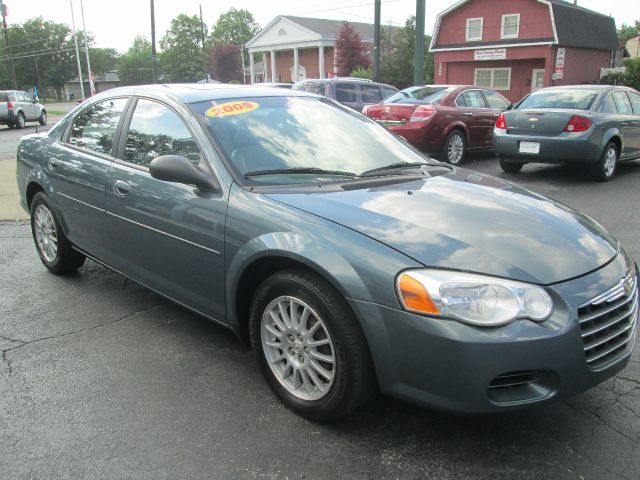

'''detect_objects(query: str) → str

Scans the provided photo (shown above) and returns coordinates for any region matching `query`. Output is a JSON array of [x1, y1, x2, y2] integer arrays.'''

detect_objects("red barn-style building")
[[429, 0, 619, 102]]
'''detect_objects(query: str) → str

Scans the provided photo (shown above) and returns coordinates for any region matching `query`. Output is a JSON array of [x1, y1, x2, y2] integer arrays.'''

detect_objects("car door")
[[612, 91, 639, 158], [19, 92, 35, 120], [105, 97, 227, 322], [482, 89, 510, 145], [455, 89, 494, 147], [334, 82, 359, 110], [624, 91, 640, 156], [49, 97, 130, 259]]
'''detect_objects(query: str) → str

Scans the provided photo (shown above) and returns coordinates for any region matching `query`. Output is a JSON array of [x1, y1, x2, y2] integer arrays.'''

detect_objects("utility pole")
[[69, 0, 85, 100], [373, 0, 381, 82], [414, 0, 425, 86], [0, 0, 17, 89], [150, 0, 157, 83], [79, 0, 94, 95], [199, 4, 207, 82]]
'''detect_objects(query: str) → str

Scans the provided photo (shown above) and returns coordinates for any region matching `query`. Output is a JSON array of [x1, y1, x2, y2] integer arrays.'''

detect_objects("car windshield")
[[517, 89, 600, 110], [191, 96, 432, 185], [292, 82, 326, 95], [384, 87, 453, 105]]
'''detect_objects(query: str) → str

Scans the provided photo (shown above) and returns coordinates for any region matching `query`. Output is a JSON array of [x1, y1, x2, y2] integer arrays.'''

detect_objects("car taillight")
[[7, 101, 12, 110], [563, 115, 592, 133], [409, 105, 436, 122], [495, 112, 507, 129], [362, 105, 370, 116]]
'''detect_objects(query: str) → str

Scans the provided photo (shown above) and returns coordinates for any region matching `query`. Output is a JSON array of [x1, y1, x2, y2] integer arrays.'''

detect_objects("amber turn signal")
[[398, 273, 440, 314]]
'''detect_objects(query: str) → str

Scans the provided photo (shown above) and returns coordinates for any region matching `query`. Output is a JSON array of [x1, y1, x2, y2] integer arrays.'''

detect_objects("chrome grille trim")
[[578, 271, 638, 370]]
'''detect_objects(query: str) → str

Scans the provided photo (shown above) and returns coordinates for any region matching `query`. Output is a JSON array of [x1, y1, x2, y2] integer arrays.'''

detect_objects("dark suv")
[[292, 78, 397, 112]]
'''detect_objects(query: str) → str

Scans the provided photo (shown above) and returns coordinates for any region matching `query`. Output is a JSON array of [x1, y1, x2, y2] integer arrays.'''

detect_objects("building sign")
[[554, 48, 565, 79], [474, 48, 507, 61]]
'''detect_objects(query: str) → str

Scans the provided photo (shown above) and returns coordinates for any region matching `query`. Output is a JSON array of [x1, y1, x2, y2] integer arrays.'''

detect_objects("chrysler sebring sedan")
[[493, 85, 640, 181], [17, 84, 637, 421]]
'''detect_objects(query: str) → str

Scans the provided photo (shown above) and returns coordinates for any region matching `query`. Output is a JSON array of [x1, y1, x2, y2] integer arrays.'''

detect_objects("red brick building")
[[429, 0, 619, 102]]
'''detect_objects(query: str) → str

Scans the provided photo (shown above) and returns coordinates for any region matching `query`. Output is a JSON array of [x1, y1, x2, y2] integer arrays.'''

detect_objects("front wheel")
[[30, 192, 86, 274], [249, 269, 374, 421], [441, 130, 466, 165], [591, 142, 618, 182], [499, 157, 524, 173], [38, 110, 47, 126]]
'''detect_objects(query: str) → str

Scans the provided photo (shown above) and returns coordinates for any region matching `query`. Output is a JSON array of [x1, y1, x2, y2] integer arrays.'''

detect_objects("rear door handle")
[[114, 180, 132, 196], [48, 159, 58, 169], [464, 112, 473, 116]]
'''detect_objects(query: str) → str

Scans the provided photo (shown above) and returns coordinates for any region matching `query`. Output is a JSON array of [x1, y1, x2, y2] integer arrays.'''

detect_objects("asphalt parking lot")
[[1, 122, 639, 478]]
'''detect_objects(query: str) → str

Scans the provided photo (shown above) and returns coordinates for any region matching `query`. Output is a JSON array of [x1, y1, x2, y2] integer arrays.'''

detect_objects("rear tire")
[[441, 130, 466, 165], [590, 142, 618, 182], [249, 269, 375, 421], [38, 110, 47, 126], [15, 112, 25, 129], [499, 157, 524, 173], [30, 192, 86, 275]]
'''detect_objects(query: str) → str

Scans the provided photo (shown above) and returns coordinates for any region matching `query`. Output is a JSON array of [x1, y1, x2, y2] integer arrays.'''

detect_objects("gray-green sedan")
[[493, 85, 640, 181]]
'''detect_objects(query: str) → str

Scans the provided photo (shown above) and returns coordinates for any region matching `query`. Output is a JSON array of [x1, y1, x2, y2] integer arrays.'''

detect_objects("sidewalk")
[[0, 159, 26, 220]]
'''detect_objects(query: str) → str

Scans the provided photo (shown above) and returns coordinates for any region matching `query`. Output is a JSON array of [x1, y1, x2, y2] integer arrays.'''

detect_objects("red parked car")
[[363, 85, 510, 164]]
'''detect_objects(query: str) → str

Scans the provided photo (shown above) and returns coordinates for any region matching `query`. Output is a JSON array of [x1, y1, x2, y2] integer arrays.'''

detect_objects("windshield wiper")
[[360, 162, 448, 177], [245, 167, 357, 178]]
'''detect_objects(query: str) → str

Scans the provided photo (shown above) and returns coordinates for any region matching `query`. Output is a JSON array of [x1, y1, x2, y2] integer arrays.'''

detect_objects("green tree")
[[117, 36, 154, 85], [618, 20, 640, 44], [89, 48, 119, 75], [601, 58, 640, 91], [210, 8, 260, 64], [160, 14, 208, 82]]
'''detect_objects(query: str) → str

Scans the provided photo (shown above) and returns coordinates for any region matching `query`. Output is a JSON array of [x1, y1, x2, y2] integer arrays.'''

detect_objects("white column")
[[293, 47, 299, 83], [249, 52, 255, 84], [270, 50, 277, 82], [262, 52, 268, 82], [319, 45, 325, 79]]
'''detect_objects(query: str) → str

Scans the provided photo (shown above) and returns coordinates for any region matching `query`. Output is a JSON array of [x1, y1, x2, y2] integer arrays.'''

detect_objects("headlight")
[[397, 269, 553, 327]]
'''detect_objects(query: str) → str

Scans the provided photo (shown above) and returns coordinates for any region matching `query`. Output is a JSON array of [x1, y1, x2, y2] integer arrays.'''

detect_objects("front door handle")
[[114, 180, 132, 197], [464, 112, 473, 116], [48, 159, 59, 169]]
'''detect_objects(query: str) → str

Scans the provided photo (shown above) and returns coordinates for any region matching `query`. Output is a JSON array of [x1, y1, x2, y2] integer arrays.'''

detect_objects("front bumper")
[[349, 251, 636, 414], [492, 129, 602, 164]]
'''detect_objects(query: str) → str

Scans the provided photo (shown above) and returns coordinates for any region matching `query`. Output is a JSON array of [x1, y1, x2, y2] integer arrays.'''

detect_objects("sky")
[[4, 0, 638, 53]]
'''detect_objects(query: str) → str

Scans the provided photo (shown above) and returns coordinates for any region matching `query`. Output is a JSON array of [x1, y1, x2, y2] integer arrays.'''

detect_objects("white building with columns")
[[246, 16, 378, 84]]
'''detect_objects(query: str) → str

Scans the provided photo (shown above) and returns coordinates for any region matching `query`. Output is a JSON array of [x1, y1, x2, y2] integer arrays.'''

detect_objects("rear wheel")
[[590, 142, 618, 182], [499, 157, 524, 173], [15, 112, 25, 129], [30, 192, 86, 274], [441, 130, 466, 165], [249, 269, 374, 421], [38, 110, 47, 126]]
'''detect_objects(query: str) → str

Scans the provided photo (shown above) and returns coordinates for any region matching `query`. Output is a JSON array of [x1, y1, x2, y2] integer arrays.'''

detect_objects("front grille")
[[578, 272, 638, 369]]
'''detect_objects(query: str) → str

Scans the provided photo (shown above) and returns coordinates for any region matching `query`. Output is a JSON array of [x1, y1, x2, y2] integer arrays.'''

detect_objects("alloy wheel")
[[34, 204, 58, 263], [447, 133, 464, 164], [603, 147, 617, 178]]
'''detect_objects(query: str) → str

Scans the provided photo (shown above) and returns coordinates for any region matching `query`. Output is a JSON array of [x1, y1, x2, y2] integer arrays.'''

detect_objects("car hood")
[[265, 169, 618, 285]]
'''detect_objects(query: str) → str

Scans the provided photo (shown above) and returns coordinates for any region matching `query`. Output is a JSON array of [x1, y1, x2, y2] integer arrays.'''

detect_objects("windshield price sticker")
[[205, 101, 260, 118]]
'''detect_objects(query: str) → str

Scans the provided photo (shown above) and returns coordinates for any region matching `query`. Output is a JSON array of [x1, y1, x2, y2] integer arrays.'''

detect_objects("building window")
[[501, 14, 520, 39], [474, 68, 511, 90], [278, 28, 286, 37], [466, 17, 483, 42]]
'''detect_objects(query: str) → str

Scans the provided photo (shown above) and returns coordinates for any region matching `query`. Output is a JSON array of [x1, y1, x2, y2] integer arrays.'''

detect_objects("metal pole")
[[79, 0, 94, 95], [373, 0, 381, 82], [0, 0, 17, 89], [69, 0, 85, 100], [150, 0, 157, 83], [414, 0, 425, 85], [199, 4, 207, 81]]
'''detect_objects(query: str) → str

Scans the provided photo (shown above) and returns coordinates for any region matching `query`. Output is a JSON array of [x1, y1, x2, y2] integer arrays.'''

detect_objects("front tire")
[[38, 110, 47, 126], [30, 192, 86, 274], [441, 130, 466, 165], [249, 269, 374, 421], [499, 157, 524, 173], [591, 142, 618, 182]]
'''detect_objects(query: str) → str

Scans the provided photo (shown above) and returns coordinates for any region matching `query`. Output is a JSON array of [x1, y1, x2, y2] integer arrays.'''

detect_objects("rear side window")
[[601, 94, 618, 114], [612, 92, 633, 114], [461, 90, 487, 108], [483, 90, 509, 109], [124, 99, 201, 168], [628, 92, 640, 114], [362, 85, 382, 103], [382, 87, 397, 99], [68, 98, 128, 156], [335, 83, 357, 103]]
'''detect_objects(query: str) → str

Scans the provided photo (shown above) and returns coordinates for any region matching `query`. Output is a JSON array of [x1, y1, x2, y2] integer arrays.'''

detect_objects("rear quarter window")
[[628, 92, 640, 114]]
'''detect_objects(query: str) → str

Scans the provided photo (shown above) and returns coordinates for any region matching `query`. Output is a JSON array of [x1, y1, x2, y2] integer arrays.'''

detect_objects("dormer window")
[[466, 17, 483, 42], [501, 14, 520, 39]]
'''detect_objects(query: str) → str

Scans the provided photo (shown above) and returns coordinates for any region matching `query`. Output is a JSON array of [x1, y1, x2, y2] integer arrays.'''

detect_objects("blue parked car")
[[17, 84, 637, 420]]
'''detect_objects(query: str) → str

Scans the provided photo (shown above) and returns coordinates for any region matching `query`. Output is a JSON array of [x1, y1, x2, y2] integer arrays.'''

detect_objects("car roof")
[[296, 78, 396, 88]]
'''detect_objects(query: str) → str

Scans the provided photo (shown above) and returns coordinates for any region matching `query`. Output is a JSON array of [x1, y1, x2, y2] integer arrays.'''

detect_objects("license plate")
[[519, 141, 540, 154]]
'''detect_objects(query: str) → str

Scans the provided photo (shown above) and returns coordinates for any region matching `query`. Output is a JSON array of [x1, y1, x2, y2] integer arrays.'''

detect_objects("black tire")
[[440, 130, 466, 165], [249, 269, 375, 421], [7, 123, 15, 129], [590, 142, 618, 182], [499, 157, 524, 173], [15, 112, 25, 129], [30, 192, 86, 275], [38, 110, 47, 126]]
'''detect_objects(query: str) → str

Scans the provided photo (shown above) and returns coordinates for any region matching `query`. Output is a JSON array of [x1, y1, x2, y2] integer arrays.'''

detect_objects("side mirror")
[[149, 155, 218, 192]]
